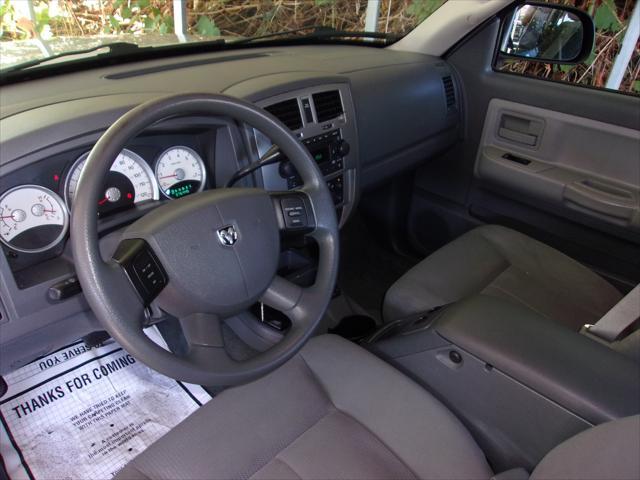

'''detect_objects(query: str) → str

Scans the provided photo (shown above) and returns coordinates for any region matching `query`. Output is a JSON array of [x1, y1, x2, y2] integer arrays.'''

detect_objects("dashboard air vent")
[[265, 99, 303, 130], [442, 76, 456, 109], [312, 90, 343, 123]]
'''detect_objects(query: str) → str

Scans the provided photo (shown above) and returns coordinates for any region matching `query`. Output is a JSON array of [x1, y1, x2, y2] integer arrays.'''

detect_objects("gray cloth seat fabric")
[[116, 334, 492, 480], [530, 414, 640, 480], [116, 335, 640, 480], [384, 225, 622, 328]]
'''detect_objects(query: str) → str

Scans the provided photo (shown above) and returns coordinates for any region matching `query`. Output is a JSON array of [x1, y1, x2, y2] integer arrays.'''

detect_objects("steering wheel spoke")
[[270, 191, 316, 236], [178, 313, 237, 370], [102, 260, 147, 326], [112, 238, 168, 305], [260, 275, 322, 329], [179, 312, 224, 348]]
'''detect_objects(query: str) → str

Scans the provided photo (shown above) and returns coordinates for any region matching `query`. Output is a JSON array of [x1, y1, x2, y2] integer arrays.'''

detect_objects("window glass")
[[0, 0, 447, 71]]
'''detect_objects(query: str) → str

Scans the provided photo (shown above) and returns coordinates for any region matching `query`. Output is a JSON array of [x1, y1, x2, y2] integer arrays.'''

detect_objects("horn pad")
[[121, 188, 280, 317]]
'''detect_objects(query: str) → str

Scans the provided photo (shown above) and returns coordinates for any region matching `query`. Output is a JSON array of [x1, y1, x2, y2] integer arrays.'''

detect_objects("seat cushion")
[[116, 335, 492, 480], [383, 225, 622, 329], [531, 415, 640, 480]]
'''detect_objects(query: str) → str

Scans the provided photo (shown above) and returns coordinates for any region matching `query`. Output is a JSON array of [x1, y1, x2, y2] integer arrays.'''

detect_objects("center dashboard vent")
[[442, 76, 456, 110], [312, 90, 344, 123], [264, 99, 303, 131]]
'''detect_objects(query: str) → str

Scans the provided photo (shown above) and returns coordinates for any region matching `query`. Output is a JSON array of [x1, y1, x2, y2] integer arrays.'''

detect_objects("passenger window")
[[495, 0, 639, 96]]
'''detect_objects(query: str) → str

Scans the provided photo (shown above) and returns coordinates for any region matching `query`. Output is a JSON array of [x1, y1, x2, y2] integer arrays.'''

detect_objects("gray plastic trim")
[[435, 295, 640, 424], [475, 98, 640, 229], [379, 341, 591, 472], [369, 294, 639, 471]]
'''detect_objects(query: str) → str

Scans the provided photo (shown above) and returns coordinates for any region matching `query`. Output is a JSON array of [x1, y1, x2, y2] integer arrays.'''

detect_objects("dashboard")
[[0, 44, 460, 373]]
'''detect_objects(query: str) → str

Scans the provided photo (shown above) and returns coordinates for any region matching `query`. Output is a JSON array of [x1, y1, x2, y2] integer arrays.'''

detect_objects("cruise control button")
[[112, 239, 168, 304], [280, 197, 308, 229]]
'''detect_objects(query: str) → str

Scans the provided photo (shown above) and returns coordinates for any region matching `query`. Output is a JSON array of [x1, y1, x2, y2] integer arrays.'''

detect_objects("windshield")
[[0, 0, 447, 72]]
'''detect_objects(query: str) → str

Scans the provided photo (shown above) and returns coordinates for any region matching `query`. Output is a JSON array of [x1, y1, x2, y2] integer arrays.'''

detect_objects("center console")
[[368, 295, 640, 473], [252, 83, 359, 226]]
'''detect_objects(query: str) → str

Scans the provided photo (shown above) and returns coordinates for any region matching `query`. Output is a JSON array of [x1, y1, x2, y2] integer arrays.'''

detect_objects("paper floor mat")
[[0, 328, 212, 479]]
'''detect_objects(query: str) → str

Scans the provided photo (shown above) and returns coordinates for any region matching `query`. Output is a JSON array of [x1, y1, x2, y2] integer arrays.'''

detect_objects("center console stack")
[[235, 84, 358, 340], [252, 83, 359, 226]]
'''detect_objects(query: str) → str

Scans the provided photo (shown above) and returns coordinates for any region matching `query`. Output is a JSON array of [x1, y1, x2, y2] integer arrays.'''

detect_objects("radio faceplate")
[[281, 130, 347, 206], [287, 130, 344, 180]]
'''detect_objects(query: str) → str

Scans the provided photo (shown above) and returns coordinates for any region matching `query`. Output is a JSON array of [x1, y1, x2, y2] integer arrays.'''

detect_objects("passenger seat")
[[384, 225, 623, 330]]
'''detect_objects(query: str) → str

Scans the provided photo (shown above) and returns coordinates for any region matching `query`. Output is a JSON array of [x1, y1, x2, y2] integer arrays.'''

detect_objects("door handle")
[[497, 113, 544, 147], [498, 127, 538, 146]]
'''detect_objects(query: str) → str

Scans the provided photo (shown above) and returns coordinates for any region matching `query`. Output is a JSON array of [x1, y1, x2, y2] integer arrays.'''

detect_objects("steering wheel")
[[70, 93, 339, 386]]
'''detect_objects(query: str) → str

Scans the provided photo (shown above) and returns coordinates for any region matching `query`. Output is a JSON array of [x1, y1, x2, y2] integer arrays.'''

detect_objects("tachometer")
[[154, 146, 206, 199], [65, 149, 159, 215], [0, 185, 69, 253]]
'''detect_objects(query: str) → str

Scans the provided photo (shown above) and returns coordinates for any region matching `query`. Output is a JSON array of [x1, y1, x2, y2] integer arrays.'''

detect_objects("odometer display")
[[65, 149, 159, 215], [0, 185, 69, 253], [155, 147, 206, 199]]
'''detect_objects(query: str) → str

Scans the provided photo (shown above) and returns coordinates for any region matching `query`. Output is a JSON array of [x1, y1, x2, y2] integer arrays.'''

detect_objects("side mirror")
[[500, 2, 595, 64]]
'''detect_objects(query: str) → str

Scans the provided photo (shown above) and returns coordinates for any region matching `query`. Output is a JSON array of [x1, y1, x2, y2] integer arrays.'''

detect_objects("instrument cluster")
[[0, 145, 207, 254]]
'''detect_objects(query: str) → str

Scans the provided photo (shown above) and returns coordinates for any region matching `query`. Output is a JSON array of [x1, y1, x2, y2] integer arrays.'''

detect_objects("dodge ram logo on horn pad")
[[217, 225, 238, 246]]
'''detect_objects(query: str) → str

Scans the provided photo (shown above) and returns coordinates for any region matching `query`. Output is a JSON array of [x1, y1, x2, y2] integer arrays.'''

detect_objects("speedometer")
[[155, 147, 206, 199], [65, 149, 159, 215], [0, 185, 69, 253]]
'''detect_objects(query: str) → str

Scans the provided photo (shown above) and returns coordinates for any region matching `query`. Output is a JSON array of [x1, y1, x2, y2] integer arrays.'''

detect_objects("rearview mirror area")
[[500, 3, 595, 64]]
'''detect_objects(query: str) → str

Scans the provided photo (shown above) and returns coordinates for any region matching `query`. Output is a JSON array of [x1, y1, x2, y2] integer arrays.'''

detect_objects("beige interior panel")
[[475, 98, 640, 230]]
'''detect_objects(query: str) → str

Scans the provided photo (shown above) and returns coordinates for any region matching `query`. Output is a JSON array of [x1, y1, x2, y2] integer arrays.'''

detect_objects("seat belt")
[[583, 284, 640, 342]]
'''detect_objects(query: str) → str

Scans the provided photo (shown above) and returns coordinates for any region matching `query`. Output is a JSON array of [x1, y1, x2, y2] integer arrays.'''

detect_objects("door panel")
[[407, 17, 640, 285], [476, 98, 640, 230]]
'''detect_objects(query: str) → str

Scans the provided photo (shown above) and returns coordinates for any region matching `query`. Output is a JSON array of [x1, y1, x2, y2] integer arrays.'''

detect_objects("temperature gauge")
[[155, 147, 206, 199], [0, 185, 69, 253]]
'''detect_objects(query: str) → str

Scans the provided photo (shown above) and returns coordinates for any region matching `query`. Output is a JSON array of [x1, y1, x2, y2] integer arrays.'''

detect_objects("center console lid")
[[436, 294, 640, 424]]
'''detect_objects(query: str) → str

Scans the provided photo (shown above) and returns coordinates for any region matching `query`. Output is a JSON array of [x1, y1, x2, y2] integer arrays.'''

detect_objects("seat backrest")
[[531, 415, 640, 480]]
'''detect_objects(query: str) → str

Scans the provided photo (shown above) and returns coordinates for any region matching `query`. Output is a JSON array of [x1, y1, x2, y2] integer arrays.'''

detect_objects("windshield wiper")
[[231, 26, 400, 45], [1, 42, 143, 74]]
